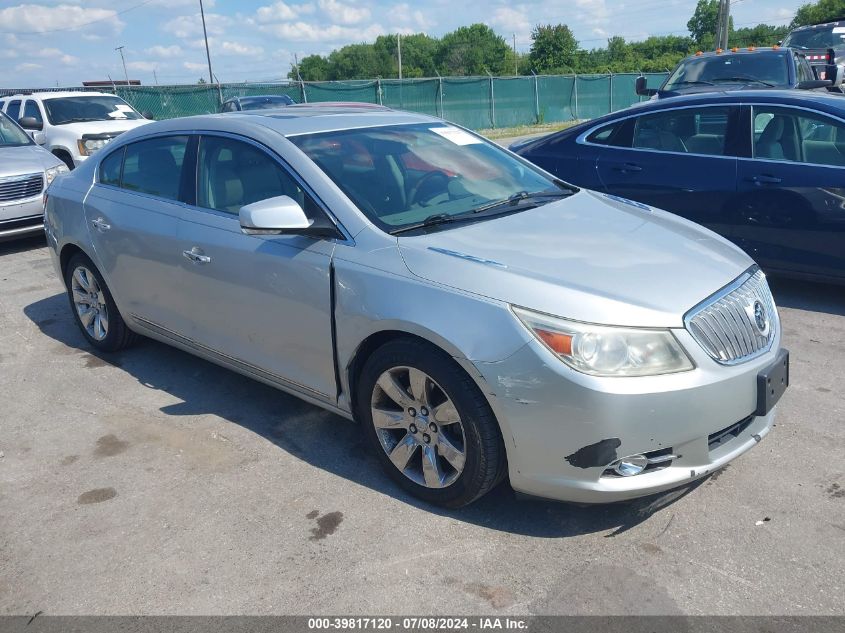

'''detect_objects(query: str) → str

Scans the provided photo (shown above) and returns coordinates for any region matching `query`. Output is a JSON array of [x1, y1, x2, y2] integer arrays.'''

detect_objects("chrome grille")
[[685, 268, 777, 365], [0, 172, 43, 203]]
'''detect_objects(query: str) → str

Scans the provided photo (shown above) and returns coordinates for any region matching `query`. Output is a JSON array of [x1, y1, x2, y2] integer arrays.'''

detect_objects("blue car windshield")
[[664, 53, 789, 89], [289, 123, 564, 233]]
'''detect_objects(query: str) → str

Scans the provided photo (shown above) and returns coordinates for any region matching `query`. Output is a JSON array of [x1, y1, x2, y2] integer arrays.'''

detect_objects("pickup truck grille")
[[685, 268, 777, 365], [0, 172, 43, 203]]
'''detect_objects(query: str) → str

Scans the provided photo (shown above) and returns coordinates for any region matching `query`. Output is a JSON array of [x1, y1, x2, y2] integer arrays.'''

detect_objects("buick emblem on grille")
[[746, 300, 769, 336]]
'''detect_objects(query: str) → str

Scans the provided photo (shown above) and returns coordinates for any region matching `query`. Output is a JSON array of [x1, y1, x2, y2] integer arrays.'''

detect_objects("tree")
[[435, 24, 511, 75], [792, 0, 845, 27], [374, 33, 438, 78], [290, 54, 331, 81], [528, 24, 578, 73], [687, 0, 732, 43], [197, 77, 207, 84]]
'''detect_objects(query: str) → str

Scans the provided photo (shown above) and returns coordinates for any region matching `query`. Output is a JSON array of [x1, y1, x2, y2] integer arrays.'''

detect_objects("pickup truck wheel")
[[65, 253, 137, 352], [358, 339, 506, 507]]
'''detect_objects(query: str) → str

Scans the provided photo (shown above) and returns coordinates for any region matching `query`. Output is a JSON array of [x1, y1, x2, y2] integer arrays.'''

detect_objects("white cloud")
[[183, 61, 209, 72], [15, 62, 43, 72], [220, 41, 264, 56], [317, 0, 370, 25], [127, 60, 158, 72], [256, 1, 315, 22], [260, 20, 384, 42], [388, 3, 433, 31], [146, 45, 183, 58], [575, 0, 609, 27], [490, 5, 531, 42], [162, 12, 231, 38], [0, 3, 123, 36], [60, 54, 78, 65]]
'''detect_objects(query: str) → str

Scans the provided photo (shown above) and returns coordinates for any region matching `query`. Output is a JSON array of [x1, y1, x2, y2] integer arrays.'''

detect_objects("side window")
[[6, 100, 21, 121], [585, 120, 630, 147], [23, 100, 42, 124], [99, 147, 124, 186], [121, 135, 189, 200], [197, 135, 318, 217], [795, 56, 814, 83], [633, 107, 732, 156], [753, 106, 845, 166]]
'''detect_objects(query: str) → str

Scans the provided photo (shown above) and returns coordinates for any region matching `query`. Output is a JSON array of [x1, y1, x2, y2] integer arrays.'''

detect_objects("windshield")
[[289, 123, 562, 233], [663, 53, 789, 90], [0, 111, 32, 147], [240, 96, 295, 109], [42, 95, 143, 125], [784, 25, 845, 49]]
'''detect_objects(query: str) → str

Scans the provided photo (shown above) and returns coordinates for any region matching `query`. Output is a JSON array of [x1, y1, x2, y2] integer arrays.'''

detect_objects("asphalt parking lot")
[[0, 232, 843, 617]]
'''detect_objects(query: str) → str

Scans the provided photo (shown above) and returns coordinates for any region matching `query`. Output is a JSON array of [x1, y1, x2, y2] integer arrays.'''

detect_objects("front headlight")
[[77, 138, 109, 156], [513, 306, 694, 377], [45, 164, 69, 185]]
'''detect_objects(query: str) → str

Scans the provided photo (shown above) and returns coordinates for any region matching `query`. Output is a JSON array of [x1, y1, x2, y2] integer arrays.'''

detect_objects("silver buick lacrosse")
[[44, 104, 789, 507]]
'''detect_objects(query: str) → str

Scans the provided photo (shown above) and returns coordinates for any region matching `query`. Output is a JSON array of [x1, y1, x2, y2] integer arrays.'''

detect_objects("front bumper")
[[0, 195, 44, 241], [473, 328, 783, 504]]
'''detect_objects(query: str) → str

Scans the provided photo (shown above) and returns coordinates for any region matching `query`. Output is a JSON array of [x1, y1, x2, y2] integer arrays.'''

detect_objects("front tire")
[[65, 252, 137, 352], [357, 338, 506, 507]]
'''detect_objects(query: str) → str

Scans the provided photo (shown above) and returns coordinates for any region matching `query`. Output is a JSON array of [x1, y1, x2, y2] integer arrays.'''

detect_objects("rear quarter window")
[[99, 148, 124, 186]]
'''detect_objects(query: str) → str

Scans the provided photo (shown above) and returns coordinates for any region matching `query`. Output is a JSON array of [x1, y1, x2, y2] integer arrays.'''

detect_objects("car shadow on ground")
[[769, 276, 845, 317], [26, 291, 704, 539], [0, 234, 45, 256]]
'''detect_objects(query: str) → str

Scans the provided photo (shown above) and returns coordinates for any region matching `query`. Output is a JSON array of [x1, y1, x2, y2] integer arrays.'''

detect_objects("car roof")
[[1, 91, 117, 100], [683, 48, 788, 61], [790, 19, 845, 30], [132, 103, 440, 137]]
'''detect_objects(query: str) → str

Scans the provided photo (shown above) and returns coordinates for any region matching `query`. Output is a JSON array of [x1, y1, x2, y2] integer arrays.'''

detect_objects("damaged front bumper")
[[472, 327, 782, 504]]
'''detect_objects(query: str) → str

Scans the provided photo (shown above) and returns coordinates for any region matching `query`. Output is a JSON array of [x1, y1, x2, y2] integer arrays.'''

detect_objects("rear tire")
[[65, 252, 137, 352], [357, 338, 506, 507]]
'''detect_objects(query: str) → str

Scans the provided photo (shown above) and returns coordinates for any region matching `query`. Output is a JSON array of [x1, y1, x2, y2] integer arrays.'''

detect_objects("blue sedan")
[[513, 90, 845, 284]]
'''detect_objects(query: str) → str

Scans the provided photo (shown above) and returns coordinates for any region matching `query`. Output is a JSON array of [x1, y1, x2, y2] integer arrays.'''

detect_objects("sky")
[[0, 0, 811, 88]]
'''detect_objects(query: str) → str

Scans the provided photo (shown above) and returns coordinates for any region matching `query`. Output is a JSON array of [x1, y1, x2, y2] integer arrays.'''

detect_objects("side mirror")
[[635, 75, 658, 97], [823, 64, 844, 87], [240, 195, 321, 237], [141, 111, 155, 120], [33, 131, 46, 145], [797, 79, 832, 90], [18, 116, 42, 131]]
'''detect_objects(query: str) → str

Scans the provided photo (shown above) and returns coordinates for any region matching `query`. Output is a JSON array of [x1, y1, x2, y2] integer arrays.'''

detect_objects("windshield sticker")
[[115, 104, 135, 113], [833, 26, 845, 33], [107, 111, 128, 119], [430, 126, 482, 145]]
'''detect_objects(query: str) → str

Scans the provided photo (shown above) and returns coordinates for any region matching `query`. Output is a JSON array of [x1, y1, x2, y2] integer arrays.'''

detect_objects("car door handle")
[[91, 217, 111, 232], [747, 175, 782, 185], [613, 163, 643, 173], [182, 248, 211, 264]]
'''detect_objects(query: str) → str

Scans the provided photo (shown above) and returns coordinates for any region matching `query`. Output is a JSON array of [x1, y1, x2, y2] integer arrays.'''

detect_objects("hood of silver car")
[[398, 190, 754, 328], [0, 145, 62, 178]]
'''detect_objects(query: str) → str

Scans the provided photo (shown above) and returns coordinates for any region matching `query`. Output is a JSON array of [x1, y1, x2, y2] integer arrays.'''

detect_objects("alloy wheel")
[[70, 265, 109, 341], [370, 366, 467, 488]]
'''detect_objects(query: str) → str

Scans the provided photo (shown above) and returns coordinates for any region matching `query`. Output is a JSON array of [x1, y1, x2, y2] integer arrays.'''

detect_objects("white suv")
[[0, 91, 151, 169]]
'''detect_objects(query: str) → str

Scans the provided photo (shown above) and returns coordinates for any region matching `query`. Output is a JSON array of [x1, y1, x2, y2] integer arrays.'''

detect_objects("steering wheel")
[[408, 171, 451, 207]]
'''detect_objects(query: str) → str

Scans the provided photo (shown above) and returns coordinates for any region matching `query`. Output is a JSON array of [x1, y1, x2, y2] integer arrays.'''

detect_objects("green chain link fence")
[[1, 73, 668, 130]]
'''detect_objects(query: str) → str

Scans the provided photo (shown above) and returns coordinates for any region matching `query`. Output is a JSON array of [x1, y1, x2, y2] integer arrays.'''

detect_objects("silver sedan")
[[44, 105, 789, 507]]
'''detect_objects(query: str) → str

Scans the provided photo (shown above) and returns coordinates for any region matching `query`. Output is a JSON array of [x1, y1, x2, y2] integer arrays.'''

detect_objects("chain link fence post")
[[531, 71, 539, 124]]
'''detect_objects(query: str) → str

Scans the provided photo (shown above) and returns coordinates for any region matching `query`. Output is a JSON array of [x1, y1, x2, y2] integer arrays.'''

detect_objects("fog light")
[[611, 454, 649, 477]]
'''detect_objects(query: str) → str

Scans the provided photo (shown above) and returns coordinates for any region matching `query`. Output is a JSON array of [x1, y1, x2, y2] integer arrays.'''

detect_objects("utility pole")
[[513, 33, 517, 75], [397, 33, 402, 80], [153, 68, 158, 85], [199, 0, 214, 85], [115, 46, 129, 86], [715, 0, 731, 50]]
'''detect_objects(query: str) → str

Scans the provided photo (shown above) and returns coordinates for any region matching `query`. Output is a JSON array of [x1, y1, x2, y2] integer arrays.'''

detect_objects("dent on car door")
[[83, 135, 193, 331], [177, 134, 337, 399], [732, 105, 845, 280], [594, 105, 740, 237]]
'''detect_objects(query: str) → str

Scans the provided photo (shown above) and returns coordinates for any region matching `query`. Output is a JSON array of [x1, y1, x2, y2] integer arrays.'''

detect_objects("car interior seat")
[[756, 115, 800, 161]]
